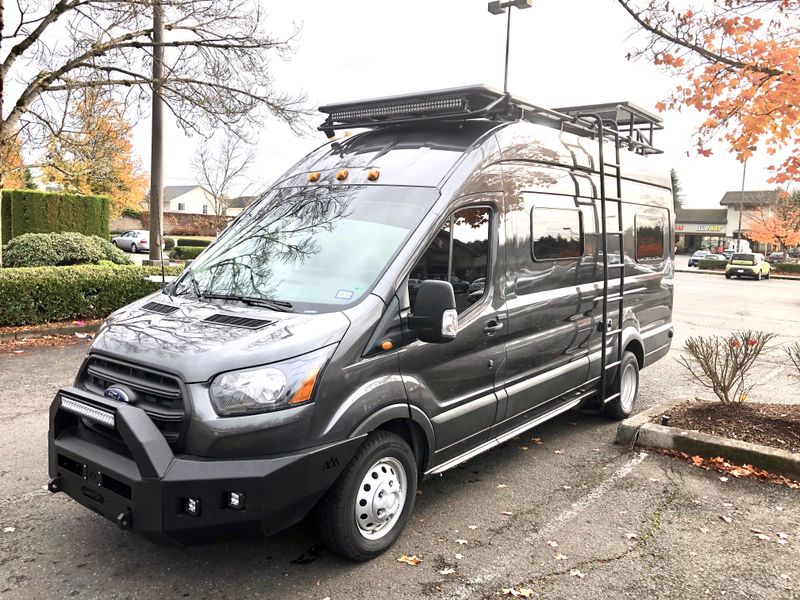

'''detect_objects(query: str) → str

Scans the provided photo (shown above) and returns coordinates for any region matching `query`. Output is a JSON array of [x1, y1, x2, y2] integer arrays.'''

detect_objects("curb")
[[676, 267, 800, 281], [616, 397, 800, 481], [0, 322, 99, 342]]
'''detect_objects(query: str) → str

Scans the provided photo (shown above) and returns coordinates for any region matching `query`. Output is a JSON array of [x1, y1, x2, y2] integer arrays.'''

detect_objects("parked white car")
[[112, 230, 150, 253]]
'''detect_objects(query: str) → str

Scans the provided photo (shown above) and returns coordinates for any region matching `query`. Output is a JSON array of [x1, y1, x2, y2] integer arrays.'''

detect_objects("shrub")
[[678, 330, 775, 403], [0, 264, 184, 326], [698, 258, 726, 270], [774, 263, 800, 274], [163, 237, 176, 250], [170, 246, 204, 260], [2, 232, 132, 267], [1, 189, 110, 242], [176, 237, 212, 247], [121, 207, 142, 218], [787, 343, 800, 379]]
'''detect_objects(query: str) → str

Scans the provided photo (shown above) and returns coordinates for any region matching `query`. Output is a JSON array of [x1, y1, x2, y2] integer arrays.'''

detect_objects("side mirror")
[[410, 280, 458, 343]]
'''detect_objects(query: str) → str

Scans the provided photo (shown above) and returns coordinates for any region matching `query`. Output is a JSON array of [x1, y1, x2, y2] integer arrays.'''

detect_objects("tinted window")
[[636, 213, 665, 260], [410, 207, 491, 314], [531, 207, 582, 260], [731, 253, 755, 264]]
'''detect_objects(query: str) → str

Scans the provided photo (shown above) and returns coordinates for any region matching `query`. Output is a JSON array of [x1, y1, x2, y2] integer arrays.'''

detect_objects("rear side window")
[[531, 207, 583, 260], [635, 213, 665, 260]]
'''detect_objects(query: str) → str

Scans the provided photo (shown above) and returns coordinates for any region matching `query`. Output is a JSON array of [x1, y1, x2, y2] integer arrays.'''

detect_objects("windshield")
[[731, 253, 755, 264], [693, 251, 708, 257], [173, 185, 438, 312]]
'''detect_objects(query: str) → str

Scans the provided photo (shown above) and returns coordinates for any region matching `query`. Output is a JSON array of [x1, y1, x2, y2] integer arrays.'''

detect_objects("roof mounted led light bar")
[[318, 84, 664, 156]]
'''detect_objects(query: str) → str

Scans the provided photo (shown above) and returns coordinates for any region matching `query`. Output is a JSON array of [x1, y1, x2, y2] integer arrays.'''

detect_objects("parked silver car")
[[112, 230, 150, 253]]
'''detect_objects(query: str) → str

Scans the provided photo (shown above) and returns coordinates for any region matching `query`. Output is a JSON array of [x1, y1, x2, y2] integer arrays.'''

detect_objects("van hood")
[[89, 294, 351, 383]]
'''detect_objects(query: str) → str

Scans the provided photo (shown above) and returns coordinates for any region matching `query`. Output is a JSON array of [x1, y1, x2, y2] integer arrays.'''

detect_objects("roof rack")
[[318, 84, 663, 156]]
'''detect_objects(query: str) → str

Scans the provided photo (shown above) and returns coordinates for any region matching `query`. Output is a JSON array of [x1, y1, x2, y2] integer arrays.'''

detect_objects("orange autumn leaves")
[[625, 1, 800, 182]]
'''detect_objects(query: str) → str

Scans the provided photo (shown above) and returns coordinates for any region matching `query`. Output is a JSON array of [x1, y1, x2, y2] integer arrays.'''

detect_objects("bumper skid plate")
[[48, 387, 362, 544]]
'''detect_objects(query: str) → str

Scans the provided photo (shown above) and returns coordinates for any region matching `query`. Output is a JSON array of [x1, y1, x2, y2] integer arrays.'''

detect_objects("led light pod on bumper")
[[209, 345, 335, 416]]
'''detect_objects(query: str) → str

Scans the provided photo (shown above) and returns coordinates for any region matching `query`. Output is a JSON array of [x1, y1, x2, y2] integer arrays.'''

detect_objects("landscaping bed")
[[656, 400, 800, 454]]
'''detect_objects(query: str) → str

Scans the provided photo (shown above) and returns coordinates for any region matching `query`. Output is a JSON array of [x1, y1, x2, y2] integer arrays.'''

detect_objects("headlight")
[[210, 346, 335, 416]]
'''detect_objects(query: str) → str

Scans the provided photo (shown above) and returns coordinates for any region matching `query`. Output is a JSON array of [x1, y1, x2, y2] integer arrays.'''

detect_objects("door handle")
[[483, 320, 504, 335]]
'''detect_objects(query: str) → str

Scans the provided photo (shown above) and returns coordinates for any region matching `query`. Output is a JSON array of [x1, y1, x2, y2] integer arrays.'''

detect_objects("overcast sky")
[[130, 0, 776, 208]]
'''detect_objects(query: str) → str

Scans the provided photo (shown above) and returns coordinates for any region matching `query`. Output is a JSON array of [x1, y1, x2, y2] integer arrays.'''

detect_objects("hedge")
[[697, 259, 727, 270], [170, 246, 204, 260], [774, 263, 800, 274], [3, 232, 131, 267], [0, 264, 184, 326], [1, 189, 110, 242], [176, 237, 212, 247]]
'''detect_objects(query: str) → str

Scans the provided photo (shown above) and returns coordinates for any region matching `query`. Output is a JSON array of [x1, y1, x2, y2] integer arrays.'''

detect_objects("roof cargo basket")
[[318, 84, 663, 156]]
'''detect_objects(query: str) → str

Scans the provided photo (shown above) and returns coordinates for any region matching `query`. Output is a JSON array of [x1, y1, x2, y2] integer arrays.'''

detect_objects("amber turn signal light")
[[367, 169, 380, 181], [380, 340, 394, 351], [289, 367, 321, 405], [308, 171, 321, 182], [335, 169, 349, 181]]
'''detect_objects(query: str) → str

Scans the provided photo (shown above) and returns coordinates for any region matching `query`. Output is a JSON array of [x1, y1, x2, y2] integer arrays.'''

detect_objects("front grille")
[[78, 355, 188, 449]]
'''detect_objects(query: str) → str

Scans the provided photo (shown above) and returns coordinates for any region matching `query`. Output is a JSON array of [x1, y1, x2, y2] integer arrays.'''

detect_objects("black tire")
[[765, 271, 770, 280], [603, 350, 640, 421], [314, 430, 418, 561], [725, 273, 731, 279], [131, 243, 138, 253]]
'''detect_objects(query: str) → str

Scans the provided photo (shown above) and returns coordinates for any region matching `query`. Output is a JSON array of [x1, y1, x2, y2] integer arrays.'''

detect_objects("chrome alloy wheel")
[[619, 362, 638, 412], [354, 456, 407, 540]]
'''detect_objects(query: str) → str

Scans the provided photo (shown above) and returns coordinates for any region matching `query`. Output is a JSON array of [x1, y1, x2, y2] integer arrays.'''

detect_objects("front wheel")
[[315, 430, 418, 561], [725, 273, 732, 279], [765, 271, 770, 280], [604, 350, 640, 421]]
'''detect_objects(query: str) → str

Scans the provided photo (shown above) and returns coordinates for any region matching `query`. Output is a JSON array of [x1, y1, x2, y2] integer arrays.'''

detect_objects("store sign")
[[675, 223, 726, 233]]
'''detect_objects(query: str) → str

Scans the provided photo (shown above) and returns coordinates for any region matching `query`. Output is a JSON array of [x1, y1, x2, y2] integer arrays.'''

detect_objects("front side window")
[[531, 207, 583, 260], [174, 185, 439, 312], [636, 212, 665, 260], [410, 207, 491, 314]]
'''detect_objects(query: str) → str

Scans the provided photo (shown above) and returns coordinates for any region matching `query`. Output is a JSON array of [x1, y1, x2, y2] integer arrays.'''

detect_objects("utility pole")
[[148, 0, 164, 263], [487, 0, 533, 94], [736, 145, 757, 252]]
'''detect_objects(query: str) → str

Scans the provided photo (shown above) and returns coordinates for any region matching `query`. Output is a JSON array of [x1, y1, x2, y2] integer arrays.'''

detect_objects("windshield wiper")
[[201, 292, 293, 312]]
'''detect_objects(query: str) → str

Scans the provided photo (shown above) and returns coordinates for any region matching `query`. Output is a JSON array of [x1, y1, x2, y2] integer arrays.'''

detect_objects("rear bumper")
[[48, 388, 363, 545]]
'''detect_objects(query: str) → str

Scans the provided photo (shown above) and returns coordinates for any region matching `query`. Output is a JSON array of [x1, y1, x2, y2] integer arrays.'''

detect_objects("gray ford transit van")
[[48, 85, 674, 561]]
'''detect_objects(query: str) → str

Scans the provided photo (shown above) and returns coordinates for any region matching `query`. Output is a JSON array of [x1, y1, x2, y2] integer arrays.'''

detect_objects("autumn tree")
[[0, 0, 305, 187], [0, 132, 25, 188], [191, 132, 255, 228], [43, 91, 148, 215], [617, 0, 800, 183], [747, 191, 800, 252]]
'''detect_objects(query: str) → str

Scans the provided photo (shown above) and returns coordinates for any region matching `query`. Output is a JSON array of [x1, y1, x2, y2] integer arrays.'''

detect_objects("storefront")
[[674, 209, 729, 253]]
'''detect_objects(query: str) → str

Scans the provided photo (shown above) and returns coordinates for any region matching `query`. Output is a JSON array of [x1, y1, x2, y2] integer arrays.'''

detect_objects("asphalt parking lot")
[[1, 272, 799, 599]]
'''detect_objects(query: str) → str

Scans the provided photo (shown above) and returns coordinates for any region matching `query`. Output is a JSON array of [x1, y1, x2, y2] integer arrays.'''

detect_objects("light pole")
[[736, 145, 758, 252], [487, 0, 533, 93]]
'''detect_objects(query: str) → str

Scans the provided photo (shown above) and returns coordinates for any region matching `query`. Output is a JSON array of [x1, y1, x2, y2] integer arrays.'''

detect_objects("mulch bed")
[[655, 400, 800, 454]]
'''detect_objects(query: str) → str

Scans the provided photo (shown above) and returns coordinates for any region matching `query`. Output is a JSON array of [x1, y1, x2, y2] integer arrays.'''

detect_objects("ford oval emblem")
[[104, 387, 131, 404]]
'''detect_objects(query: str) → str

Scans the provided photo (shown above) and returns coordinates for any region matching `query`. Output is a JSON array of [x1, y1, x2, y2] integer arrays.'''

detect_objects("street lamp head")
[[488, 1, 506, 15], [513, 0, 534, 8]]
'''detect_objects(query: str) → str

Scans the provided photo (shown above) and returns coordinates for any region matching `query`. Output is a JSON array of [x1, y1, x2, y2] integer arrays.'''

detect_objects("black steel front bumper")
[[48, 387, 363, 545]]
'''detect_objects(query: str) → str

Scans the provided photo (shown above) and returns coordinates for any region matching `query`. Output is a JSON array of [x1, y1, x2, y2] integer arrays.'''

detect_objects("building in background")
[[164, 185, 215, 215], [674, 189, 781, 253], [226, 195, 256, 217]]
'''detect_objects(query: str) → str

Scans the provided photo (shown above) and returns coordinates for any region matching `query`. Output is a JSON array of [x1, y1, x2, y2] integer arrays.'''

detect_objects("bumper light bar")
[[60, 397, 116, 428]]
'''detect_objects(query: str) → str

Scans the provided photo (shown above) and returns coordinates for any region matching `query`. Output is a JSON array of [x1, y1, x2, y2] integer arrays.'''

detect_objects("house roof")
[[164, 185, 204, 202], [720, 190, 781, 207], [228, 195, 256, 209], [675, 208, 728, 224]]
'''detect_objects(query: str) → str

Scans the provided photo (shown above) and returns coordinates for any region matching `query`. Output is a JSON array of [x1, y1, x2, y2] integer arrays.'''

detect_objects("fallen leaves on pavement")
[[500, 587, 534, 597], [719, 515, 732, 524], [397, 554, 422, 566], [455, 539, 468, 545], [439, 567, 456, 575], [554, 552, 568, 560], [658, 450, 800, 490], [569, 569, 586, 578], [624, 532, 638, 540], [531, 437, 543, 445], [546, 540, 559, 548]]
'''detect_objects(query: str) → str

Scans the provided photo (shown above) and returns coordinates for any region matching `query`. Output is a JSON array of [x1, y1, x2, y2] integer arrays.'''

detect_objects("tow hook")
[[116, 510, 133, 530], [47, 477, 62, 493]]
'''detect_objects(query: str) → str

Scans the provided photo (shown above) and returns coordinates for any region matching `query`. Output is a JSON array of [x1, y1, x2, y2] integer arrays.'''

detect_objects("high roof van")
[[48, 85, 674, 561]]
